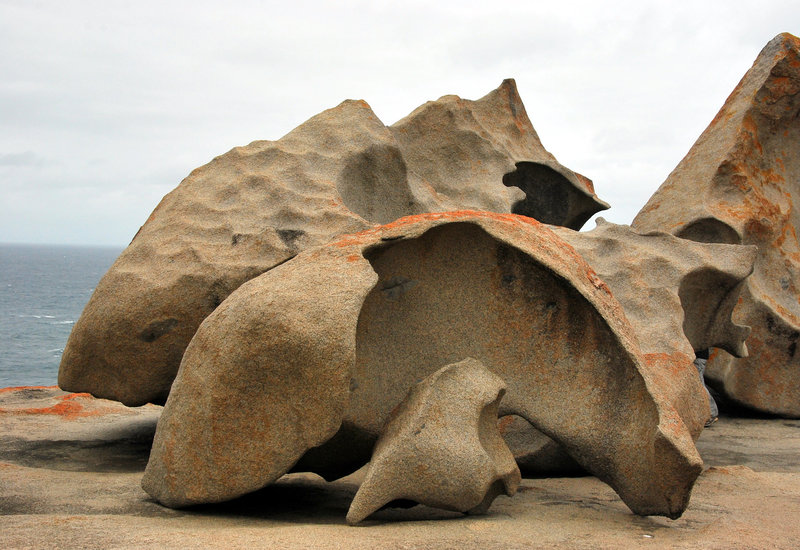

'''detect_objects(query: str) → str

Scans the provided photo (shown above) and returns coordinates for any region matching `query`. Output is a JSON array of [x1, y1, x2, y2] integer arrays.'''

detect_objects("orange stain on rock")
[[575, 173, 596, 195], [0, 392, 114, 420], [0, 385, 59, 394], [497, 415, 516, 434]]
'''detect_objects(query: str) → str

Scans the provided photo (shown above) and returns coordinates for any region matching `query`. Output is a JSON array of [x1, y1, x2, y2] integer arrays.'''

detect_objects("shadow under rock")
[[0, 416, 158, 473], [184, 474, 359, 524], [182, 473, 467, 525]]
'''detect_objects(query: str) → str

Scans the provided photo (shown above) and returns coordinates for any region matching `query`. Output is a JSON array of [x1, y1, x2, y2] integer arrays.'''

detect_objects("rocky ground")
[[1, 386, 799, 549]]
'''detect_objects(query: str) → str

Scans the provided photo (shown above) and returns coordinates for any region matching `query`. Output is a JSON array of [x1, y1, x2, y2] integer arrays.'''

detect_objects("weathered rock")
[[142, 211, 701, 518], [632, 33, 800, 417], [60, 80, 606, 407], [498, 415, 583, 476], [502, 220, 757, 475], [555, 221, 756, 363], [346, 358, 519, 524], [390, 79, 608, 229]]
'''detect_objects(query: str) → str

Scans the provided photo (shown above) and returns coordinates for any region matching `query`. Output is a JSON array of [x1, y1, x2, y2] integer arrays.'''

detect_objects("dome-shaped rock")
[[60, 81, 606, 406]]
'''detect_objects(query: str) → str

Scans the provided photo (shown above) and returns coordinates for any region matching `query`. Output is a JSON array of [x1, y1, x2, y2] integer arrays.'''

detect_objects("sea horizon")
[[0, 242, 123, 388]]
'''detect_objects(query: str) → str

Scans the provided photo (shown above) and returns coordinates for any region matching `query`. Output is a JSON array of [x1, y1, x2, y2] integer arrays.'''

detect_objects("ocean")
[[0, 243, 122, 388]]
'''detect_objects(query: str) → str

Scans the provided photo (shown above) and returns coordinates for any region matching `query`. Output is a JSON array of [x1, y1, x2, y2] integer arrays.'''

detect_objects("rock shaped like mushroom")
[[632, 33, 800, 417], [346, 358, 520, 524], [60, 81, 606, 407], [142, 211, 702, 519], [502, 220, 757, 475]]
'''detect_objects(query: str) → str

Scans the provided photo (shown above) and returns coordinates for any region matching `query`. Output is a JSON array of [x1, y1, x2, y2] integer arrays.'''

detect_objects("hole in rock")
[[502, 162, 600, 229], [299, 222, 656, 481], [675, 218, 741, 245]]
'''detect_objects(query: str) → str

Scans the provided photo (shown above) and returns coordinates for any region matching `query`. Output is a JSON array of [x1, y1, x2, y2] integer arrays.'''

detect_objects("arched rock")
[[142, 212, 701, 519]]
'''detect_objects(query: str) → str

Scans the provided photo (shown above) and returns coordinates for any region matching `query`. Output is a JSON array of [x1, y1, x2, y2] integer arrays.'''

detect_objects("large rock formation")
[[632, 33, 800, 417], [502, 220, 757, 475], [390, 80, 608, 228], [346, 358, 520, 524], [59, 80, 606, 407], [142, 212, 702, 519]]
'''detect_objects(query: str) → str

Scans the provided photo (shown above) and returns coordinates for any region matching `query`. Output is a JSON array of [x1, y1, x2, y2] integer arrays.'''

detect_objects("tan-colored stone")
[[142, 212, 701, 518], [632, 33, 800, 417], [346, 358, 520, 524], [59, 81, 605, 407], [390, 79, 607, 229], [502, 220, 757, 475]]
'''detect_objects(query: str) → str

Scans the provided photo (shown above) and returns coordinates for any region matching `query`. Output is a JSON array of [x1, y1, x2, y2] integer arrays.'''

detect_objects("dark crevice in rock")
[[138, 318, 179, 343]]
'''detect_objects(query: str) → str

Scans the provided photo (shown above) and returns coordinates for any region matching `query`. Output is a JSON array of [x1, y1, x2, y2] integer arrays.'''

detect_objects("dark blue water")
[[0, 244, 122, 388]]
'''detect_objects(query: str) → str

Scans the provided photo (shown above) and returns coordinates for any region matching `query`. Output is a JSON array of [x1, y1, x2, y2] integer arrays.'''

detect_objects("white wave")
[[17, 314, 59, 319], [51, 320, 75, 325]]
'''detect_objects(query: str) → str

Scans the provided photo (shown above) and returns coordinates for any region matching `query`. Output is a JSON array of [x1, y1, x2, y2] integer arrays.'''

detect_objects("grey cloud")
[[0, 152, 48, 167]]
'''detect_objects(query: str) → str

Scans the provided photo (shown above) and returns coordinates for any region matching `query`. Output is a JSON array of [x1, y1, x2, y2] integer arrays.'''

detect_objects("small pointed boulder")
[[346, 358, 520, 524]]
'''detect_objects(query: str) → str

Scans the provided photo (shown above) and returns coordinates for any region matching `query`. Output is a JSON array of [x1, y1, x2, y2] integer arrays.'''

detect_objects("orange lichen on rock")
[[633, 32, 800, 417], [0, 385, 59, 394], [143, 212, 704, 519], [60, 79, 605, 408], [0, 393, 110, 420]]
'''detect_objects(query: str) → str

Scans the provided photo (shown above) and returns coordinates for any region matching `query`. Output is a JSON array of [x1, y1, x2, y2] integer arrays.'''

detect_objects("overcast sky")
[[1, 1, 797, 246]]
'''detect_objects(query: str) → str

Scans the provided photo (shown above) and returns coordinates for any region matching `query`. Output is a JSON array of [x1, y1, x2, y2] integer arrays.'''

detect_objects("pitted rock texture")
[[632, 33, 800, 417], [556, 220, 756, 360], [142, 211, 701, 519], [390, 79, 607, 228], [59, 80, 605, 407], [504, 220, 757, 475], [346, 358, 520, 524]]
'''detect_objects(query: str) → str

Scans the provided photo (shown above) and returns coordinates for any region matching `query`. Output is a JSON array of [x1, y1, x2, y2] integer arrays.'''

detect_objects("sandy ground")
[[1, 386, 799, 549]]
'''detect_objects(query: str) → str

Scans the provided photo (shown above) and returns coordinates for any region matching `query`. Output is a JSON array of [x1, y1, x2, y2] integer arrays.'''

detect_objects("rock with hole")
[[632, 33, 800, 417], [142, 211, 702, 519], [60, 81, 606, 406], [502, 220, 756, 475]]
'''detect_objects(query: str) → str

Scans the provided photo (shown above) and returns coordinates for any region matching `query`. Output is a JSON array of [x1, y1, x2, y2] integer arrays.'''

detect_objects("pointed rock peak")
[[391, 79, 608, 229], [632, 34, 800, 417], [337, 98, 376, 112], [768, 31, 800, 52], [475, 78, 531, 128]]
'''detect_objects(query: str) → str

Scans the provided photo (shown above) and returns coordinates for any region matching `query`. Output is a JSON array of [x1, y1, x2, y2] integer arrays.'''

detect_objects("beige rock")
[[142, 211, 701, 518], [59, 81, 605, 407], [503, 220, 757, 475], [390, 79, 608, 229], [346, 358, 520, 524], [632, 33, 800, 417]]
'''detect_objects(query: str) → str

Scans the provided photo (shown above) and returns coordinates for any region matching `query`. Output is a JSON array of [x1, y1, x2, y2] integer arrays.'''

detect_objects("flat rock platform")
[[2, 387, 799, 549]]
